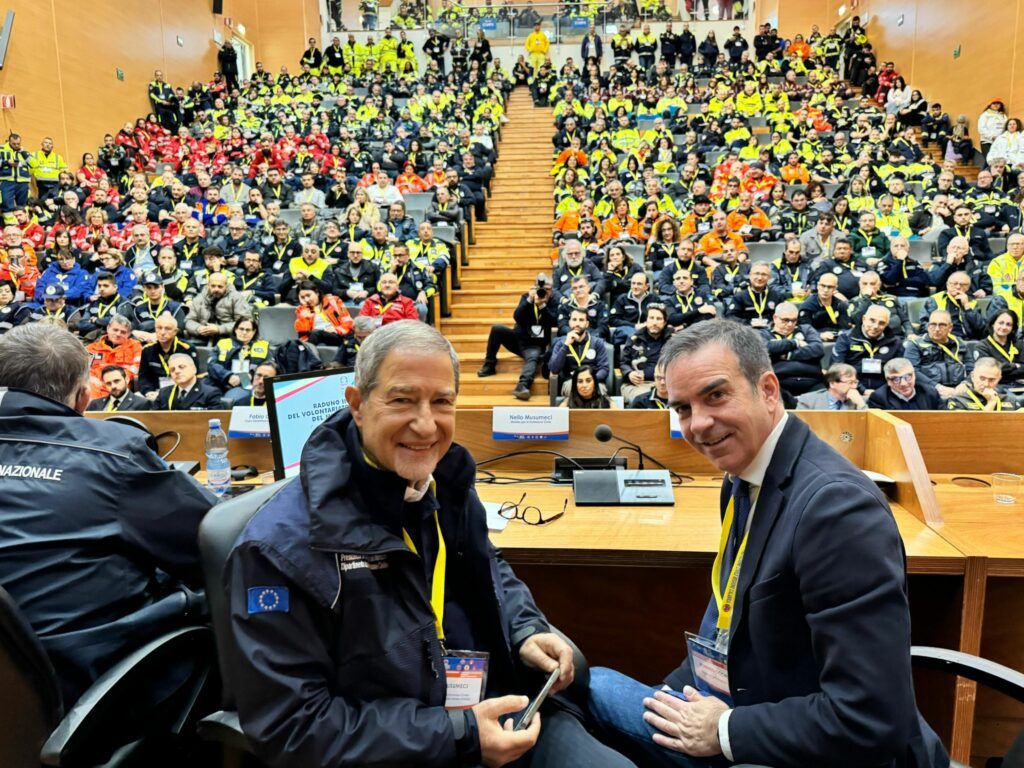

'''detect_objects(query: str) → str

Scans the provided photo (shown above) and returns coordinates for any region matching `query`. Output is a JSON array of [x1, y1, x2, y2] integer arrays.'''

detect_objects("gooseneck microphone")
[[594, 423, 645, 469]]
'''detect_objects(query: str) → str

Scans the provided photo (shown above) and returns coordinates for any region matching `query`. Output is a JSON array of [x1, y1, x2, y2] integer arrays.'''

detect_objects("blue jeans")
[[589, 668, 730, 768], [500, 708, 639, 768]]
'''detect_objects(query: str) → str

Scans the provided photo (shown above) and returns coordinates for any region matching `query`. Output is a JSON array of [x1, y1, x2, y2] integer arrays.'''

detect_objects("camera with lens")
[[535, 272, 549, 300]]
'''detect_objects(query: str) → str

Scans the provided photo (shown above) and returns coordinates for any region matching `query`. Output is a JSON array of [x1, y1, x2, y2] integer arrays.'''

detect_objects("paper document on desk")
[[483, 502, 509, 532], [862, 469, 896, 484]]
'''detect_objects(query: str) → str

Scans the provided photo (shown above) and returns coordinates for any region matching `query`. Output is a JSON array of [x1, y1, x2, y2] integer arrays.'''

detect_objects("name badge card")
[[228, 406, 270, 438], [685, 632, 732, 704], [492, 407, 569, 441], [443, 652, 489, 709]]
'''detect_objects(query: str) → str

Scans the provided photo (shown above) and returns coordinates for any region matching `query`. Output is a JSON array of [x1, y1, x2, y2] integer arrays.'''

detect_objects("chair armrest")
[[197, 709, 253, 754], [911, 646, 1024, 703], [41, 625, 213, 766]]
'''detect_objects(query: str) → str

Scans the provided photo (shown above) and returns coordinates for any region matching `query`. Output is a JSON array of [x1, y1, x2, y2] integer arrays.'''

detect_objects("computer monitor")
[[265, 366, 356, 480]]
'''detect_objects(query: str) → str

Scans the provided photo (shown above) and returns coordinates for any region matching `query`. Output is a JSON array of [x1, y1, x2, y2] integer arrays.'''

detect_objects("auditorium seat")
[[257, 305, 299, 347]]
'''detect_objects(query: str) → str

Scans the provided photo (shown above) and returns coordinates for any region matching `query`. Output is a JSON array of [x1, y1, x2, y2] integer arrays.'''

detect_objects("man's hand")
[[416, 291, 428, 304], [474, 696, 540, 768], [200, 323, 220, 336], [228, 374, 241, 387], [642, 687, 728, 757], [518, 632, 574, 693], [847, 387, 866, 408], [698, 304, 717, 316], [627, 370, 645, 385], [145, 390, 159, 401]]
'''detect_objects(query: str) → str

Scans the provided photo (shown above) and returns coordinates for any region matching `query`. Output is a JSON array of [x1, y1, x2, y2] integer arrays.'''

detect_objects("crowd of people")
[[473, 15, 1024, 412], [0, 34, 512, 411]]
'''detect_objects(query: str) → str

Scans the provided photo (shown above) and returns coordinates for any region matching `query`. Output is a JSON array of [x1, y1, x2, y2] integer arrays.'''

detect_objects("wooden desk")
[[481, 476, 962, 573]]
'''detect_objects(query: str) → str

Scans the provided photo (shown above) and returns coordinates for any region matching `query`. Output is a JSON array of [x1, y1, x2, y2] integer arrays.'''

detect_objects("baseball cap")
[[42, 284, 65, 299], [142, 271, 161, 286]]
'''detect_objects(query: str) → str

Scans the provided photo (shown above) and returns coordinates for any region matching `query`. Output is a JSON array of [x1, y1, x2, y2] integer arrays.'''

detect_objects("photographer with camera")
[[477, 273, 558, 401]]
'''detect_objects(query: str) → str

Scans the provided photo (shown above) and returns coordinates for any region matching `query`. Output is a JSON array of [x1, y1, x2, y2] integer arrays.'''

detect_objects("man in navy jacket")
[[588, 320, 947, 768]]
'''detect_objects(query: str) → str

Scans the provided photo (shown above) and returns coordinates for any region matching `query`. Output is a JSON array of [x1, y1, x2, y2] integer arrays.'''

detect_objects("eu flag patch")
[[247, 586, 290, 614]]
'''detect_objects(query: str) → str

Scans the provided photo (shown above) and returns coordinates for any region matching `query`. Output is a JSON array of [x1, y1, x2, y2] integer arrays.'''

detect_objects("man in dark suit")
[[588, 319, 947, 768], [86, 365, 152, 412], [153, 353, 222, 411], [868, 358, 943, 410]]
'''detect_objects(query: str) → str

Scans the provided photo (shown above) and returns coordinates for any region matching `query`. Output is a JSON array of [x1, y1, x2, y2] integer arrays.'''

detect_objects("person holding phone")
[[223, 322, 635, 768]]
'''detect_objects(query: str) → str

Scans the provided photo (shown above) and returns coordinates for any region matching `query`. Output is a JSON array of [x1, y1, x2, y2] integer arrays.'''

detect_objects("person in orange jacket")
[[395, 162, 428, 195], [726, 192, 773, 241], [601, 199, 641, 243], [86, 315, 143, 398], [294, 279, 354, 345]]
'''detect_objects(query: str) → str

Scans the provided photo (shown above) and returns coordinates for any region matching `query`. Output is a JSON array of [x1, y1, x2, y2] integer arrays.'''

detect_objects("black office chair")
[[195, 481, 592, 759], [912, 646, 1024, 768], [0, 586, 214, 767]]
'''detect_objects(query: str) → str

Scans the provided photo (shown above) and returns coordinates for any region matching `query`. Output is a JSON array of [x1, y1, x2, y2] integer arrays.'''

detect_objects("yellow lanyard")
[[401, 506, 447, 643], [988, 336, 1019, 363], [241, 272, 262, 290], [377, 300, 394, 315], [96, 298, 118, 319], [819, 301, 835, 325], [966, 389, 1001, 411], [652, 398, 667, 409], [104, 396, 117, 412], [321, 242, 341, 260], [862, 340, 879, 358], [710, 495, 750, 636], [168, 385, 178, 409], [274, 242, 290, 260], [567, 335, 591, 367], [935, 338, 960, 363], [676, 293, 695, 314], [748, 288, 768, 316], [183, 242, 199, 262], [147, 296, 166, 317]]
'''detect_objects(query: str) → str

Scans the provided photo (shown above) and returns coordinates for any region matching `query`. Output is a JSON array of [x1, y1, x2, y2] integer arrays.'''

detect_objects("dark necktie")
[[721, 477, 752, 593]]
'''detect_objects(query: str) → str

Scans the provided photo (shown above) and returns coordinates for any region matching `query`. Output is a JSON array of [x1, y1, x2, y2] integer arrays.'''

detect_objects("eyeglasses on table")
[[498, 493, 567, 526]]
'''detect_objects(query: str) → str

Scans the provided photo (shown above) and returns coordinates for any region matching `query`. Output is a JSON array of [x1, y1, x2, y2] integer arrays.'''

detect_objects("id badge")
[[739, 224, 752, 234], [530, 324, 544, 337], [231, 358, 247, 373], [862, 358, 882, 374], [685, 632, 732, 703], [751, 317, 768, 328], [443, 651, 489, 709], [861, 246, 876, 259], [350, 281, 364, 294]]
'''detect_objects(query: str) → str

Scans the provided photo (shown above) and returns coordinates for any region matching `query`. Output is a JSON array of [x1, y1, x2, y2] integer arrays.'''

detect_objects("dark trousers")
[[486, 325, 544, 386], [0, 180, 28, 211], [638, 55, 655, 70]]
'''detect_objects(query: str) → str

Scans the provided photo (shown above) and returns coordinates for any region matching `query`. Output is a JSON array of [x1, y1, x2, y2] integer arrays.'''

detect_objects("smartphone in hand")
[[513, 666, 561, 732]]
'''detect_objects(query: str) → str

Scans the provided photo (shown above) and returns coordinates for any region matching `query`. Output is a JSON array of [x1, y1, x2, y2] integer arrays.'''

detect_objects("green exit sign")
[[116, 68, 125, 81], [953, 44, 961, 59]]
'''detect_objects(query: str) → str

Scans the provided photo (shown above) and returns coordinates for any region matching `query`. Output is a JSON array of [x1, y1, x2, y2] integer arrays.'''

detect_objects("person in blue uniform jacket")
[[223, 320, 636, 768], [0, 323, 215, 704], [587, 319, 947, 768]]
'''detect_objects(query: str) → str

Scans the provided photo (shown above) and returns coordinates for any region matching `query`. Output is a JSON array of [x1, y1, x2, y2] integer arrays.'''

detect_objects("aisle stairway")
[[445, 89, 556, 408]]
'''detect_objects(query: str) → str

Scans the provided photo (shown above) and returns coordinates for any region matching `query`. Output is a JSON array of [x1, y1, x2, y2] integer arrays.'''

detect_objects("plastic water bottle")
[[205, 418, 231, 497]]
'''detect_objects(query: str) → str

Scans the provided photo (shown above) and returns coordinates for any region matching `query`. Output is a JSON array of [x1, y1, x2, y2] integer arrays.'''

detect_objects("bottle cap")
[[209, 418, 221, 428]]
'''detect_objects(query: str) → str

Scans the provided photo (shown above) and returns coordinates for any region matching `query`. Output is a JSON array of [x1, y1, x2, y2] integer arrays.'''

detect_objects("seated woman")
[[561, 364, 614, 409], [294, 279, 354, 346], [975, 310, 1024, 385], [208, 316, 272, 396]]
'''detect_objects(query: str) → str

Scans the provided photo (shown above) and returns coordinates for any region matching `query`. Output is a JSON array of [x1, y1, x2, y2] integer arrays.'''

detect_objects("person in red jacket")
[[359, 272, 420, 325], [294, 279, 354, 345]]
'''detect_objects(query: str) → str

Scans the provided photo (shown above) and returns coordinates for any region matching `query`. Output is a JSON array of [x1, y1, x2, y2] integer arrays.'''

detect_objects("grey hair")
[[974, 355, 1001, 373], [168, 353, 196, 368], [0, 324, 90, 405], [825, 363, 857, 384], [108, 314, 133, 330], [660, 319, 771, 390], [353, 315, 377, 334], [354, 320, 459, 395], [883, 357, 913, 375]]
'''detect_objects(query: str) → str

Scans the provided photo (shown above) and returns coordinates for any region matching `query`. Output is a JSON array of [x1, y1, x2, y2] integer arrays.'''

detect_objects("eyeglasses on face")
[[498, 493, 567, 526], [886, 373, 913, 384]]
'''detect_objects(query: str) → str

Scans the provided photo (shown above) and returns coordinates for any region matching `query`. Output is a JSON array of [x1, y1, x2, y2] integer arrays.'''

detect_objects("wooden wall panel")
[[768, 0, 1024, 118], [0, 0, 317, 166]]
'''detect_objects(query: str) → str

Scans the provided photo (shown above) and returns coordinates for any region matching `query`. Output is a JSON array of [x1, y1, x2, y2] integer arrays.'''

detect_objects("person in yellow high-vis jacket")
[[525, 23, 549, 72]]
